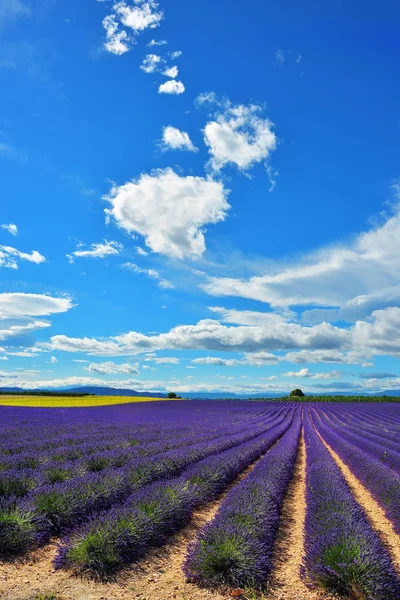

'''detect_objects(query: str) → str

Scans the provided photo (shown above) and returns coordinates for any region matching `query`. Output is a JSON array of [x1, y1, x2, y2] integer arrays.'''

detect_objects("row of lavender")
[[2, 400, 400, 600], [312, 406, 400, 533], [182, 404, 400, 599], [0, 406, 285, 500], [0, 402, 290, 556], [55, 411, 295, 573], [0, 401, 284, 492]]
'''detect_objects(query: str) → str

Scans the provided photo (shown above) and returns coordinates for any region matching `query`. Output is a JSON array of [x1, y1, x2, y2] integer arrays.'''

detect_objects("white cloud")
[[6, 351, 39, 357], [201, 98, 276, 172], [136, 246, 148, 256], [102, 1, 163, 55], [281, 349, 367, 365], [0, 245, 46, 269], [85, 361, 140, 375], [161, 126, 197, 152], [163, 65, 178, 78], [1, 223, 18, 236], [158, 80, 185, 95], [104, 168, 230, 259], [208, 306, 296, 326], [287, 368, 347, 380], [244, 351, 280, 366], [148, 39, 167, 47], [192, 357, 242, 367], [169, 50, 182, 59], [203, 204, 400, 314], [0, 320, 50, 342], [140, 53, 162, 73], [114, 1, 163, 32], [102, 14, 131, 55], [0, 293, 73, 319], [145, 356, 180, 364], [49, 356, 58, 364], [67, 241, 123, 262], [43, 317, 349, 357], [358, 371, 397, 380], [275, 49, 285, 64], [122, 262, 174, 289]]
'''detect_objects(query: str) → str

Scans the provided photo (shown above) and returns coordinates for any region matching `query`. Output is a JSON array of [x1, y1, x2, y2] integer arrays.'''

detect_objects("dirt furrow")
[[0, 455, 264, 600], [317, 432, 400, 576], [267, 432, 336, 600]]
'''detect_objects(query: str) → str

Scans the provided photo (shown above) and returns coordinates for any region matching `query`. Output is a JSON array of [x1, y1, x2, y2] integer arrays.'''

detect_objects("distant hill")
[[65, 386, 165, 398], [0, 386, 165, 398]]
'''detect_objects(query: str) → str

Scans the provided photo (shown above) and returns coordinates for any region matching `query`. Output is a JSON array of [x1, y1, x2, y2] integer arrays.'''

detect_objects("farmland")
[[0, 395, 172, 408], [0, 400, 400, 600]]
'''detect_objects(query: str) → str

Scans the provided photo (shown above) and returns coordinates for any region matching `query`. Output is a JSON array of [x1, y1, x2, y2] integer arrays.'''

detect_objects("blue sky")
[[1, 0, 400, 395]]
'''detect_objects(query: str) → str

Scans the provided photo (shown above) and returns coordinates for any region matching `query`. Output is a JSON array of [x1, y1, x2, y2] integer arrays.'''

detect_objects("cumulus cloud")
[[122, 262, 174, 289], [0, 293, 73, 319], [161, 126, 197, 152], [1, 223, 18, 236], [203, 204, 400, 316], [200, 97, 276, 173], [104, 168, 230, 259], [50, 356, 58, 364], [42, 317, 349, 357], [103, 14, 131, 55], [0, 245, 46, 269], [158, 80, 185, 95], [115, 1, 163, 32], [102, 1, 163, 55], [85, 361, 140, 375], [67, 241, 123, 263], [140, 53, 162, 73], [163, 65, 178, 78]]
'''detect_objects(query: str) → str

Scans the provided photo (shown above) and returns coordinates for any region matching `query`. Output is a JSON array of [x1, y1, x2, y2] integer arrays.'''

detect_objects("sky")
[[1, 0, 400, 396]]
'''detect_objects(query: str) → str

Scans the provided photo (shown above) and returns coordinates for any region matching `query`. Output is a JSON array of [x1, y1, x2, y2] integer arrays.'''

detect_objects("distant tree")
[[290, 388, 305, 398], [167, 392, 177, 398]]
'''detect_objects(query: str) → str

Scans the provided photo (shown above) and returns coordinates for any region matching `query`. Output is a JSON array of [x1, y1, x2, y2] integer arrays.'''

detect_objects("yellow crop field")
[[0, 395, 174, 408]]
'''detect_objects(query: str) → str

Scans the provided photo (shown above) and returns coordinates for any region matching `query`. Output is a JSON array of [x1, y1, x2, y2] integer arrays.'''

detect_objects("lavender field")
[[1, 400, 400, 600]]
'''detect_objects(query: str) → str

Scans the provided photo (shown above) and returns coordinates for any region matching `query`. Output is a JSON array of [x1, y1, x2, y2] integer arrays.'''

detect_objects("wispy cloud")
[[67, 241, 123, 263], [0, 0, 30, 32], [275, 49, 285, 64], [148, 38, 167, 47], [1, 223, 18, 236], [202, 202, 400, 320], [122, 262, 174, 289], [0, 245, 46, 269]]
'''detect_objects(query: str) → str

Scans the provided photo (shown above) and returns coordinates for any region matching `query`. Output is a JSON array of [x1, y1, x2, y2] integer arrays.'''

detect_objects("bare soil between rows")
[[0, 435, 336, 600]]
